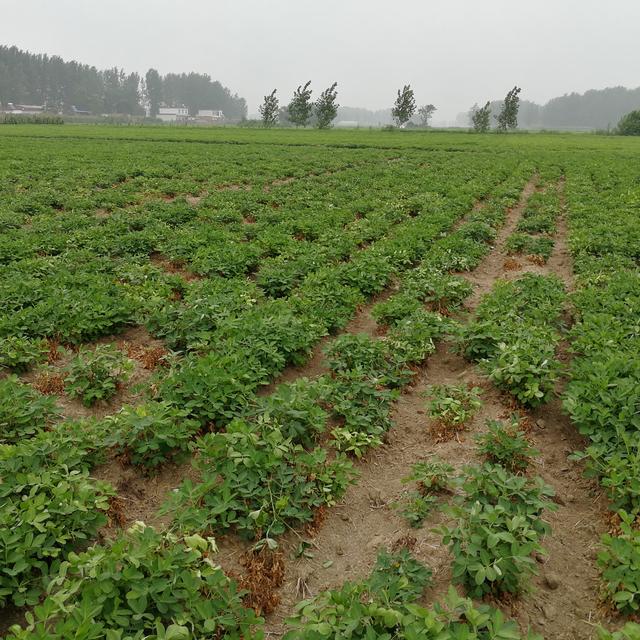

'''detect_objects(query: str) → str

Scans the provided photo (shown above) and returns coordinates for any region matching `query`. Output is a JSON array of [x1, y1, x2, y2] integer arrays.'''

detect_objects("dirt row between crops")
[[258, 176, 610, 640]]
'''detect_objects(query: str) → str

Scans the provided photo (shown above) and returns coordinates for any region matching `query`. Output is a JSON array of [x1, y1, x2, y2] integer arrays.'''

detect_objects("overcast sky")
[[2, 0, 639, 121]]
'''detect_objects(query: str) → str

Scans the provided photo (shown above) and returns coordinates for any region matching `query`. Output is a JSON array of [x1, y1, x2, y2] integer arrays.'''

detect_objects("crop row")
[[562, 155, 640, 627]]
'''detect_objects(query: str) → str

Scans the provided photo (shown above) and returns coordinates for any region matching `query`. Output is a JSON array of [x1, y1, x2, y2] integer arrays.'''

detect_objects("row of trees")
[[470, 86, 522, 133], [0, 45, 247, 119], [390, 85, 436, 127], [259, 82, 339, 128], [259, 82, 437, 129], [464, 86, 640, 131]]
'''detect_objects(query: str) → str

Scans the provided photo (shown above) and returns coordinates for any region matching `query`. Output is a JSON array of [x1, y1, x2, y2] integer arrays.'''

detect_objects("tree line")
[[259, 82, 437, 129], [466, 86, 640, 131], [0, 45, 247, 119]]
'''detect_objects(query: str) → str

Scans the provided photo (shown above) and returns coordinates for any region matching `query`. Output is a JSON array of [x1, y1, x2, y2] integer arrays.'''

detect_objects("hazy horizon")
[[2, 0, 639, 121]]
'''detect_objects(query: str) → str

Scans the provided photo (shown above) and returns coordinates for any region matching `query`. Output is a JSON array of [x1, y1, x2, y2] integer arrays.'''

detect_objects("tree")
[[314, 82, 339, 129], [392, 85, 416, 127], [145, 68, 163, 117], [417, 104, 436, 127], [288, 81, 313, 127], [471, 101, 492, 133], [259, 89, 279, 127], [496, 86, 521, 132], [617, 110, 640, 135]]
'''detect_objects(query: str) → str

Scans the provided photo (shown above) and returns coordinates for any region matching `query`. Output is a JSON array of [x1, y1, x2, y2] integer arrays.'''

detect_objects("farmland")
[[0, 125, 639, 639]]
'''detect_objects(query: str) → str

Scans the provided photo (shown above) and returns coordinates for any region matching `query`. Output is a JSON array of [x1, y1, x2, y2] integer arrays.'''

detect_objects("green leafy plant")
[[404, 458, 454, 494], [107, 401, 201, 469], [64, 344, 134, 406], [475, 417, 539, 472], [424, 384, 483, 429], [0, 436, 114, 607], [166, 418, 355, 543], [0, 336, 48, 372], [505, 233, 555, 261], [599, 510, 640, 614], [397, 459, 453, 528], [439, 463, 556, 598], [485, 329, 560, 407], [6, 525, 262, 639], [371, 293, 422, 327], [251, 377, 330, 448], [330, 426, 382, 458], [0, 375, 60, 444], [399, 492, 438, 529]]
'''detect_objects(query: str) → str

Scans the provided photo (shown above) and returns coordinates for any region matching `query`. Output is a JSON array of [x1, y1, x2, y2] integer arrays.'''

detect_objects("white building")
[[157, 106, 189, 123], [196, 109, 224, 123]]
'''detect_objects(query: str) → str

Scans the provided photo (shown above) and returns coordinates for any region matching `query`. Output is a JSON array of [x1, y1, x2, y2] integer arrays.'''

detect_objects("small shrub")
[[505, 233, 555, 261], [5, 525, 261, 639], [599, 510, 640, 614], [371, 293, 422, 327], [108, 401, 201, 469], [64, 344, 134, 406], [475, 417, 539, 472], [330, 426, 382, 458], [424, 384, 483, 430], [0, 336, 48, 372], [0, 375, 59, 444]]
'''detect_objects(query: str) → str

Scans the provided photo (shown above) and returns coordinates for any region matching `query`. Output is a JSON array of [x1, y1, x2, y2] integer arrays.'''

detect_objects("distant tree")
[[259, 89, 279, 127], [471, 101, 492, 133], [392, 85, 416, 127], [617, 110, 640, 135], [315, 82, 339, 129], [288, 81, 313, 127], [417, 104, 437, 127], [145, 68, 163, 117], [496, 86, 521, 132]]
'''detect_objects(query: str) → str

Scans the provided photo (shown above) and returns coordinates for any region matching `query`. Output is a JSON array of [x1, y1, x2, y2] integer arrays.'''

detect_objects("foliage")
[[0, 375, 59, 444], [391, 85, 416, 127], [314, 82, 339, 129], [471, 101, 492, 133], [0, 336, 48, 372], [417, 104, 437, 127], [64, 344, 134, 406], [371, 292, 422, 326], [424, 384, 483, 429], [259, 89, 279, 127], [250, 377, 330, 448], [166, 418, 355, 543], [475, 417, 538, 472], [0, 436, 114, 607], [439, 463, 555, 598], [459, 274, 565, 406], [496, 86, 522, 132], [6, 525, 262, 639], [617, 110, 640, 136], [485, 327, 560, 406], [505, 232, 555, 261], [288, 81, 313, 127], [330, 426, 383, 458], [599, 510, 640, 613], [404, 458, 454, 494], [107, 401, 201, 469], [285, 572, 539, 640]]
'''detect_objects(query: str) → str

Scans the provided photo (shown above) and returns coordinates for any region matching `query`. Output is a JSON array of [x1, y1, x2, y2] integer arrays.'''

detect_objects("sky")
[[2, 0, 639, 122]]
